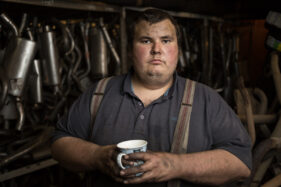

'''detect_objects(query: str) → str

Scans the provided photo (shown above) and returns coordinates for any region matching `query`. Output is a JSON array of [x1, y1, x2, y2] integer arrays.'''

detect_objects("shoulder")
[[176, 76, 220, 101], [91, 74, 127, 94]]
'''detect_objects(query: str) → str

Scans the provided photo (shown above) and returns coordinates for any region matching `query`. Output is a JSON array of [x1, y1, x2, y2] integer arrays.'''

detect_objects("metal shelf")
[[125, 6, 223, 22], [0, 158, 58, 182], [0, 0, 121, 13]]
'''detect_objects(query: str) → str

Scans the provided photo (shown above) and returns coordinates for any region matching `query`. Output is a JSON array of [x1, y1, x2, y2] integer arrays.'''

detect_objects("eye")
[[162, 39, 171, 44], [140, 39, 151, 44]]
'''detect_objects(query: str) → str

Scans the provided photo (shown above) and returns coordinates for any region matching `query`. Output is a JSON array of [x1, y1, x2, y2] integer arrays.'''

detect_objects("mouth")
[[149, 59, 163, 65]]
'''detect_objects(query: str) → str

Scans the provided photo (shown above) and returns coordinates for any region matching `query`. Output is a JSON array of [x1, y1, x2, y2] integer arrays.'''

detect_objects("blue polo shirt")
[[52, 72, 252, 187]]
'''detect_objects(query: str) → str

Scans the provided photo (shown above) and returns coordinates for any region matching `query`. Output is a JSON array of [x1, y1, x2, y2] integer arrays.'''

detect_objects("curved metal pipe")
[[253, 88, 271, 137], [64, 26, 75, 56], [19, 13, 27, 36], [0, 127, 52, 168], [78, 22, 91, 79], [0, 13, 19, 36], [73, 43, 82, 74], [261, 173, 281, 187], [242, 137, 281, 187], [238, 77, 256, 145], [239, 114, 277, 124], [252, 116, 281, 187], [15, 97, 25, 131], [99, 18, 121, 75], [0, 67, 8, 109], [253, 88, 268, 114]]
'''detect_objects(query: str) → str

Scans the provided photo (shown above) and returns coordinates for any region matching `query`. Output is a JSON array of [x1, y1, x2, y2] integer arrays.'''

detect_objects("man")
[[51, 9, 252, 186]]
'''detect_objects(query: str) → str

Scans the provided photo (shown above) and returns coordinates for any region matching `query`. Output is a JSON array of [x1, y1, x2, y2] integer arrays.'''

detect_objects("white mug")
[[116, 139, 147, 172]]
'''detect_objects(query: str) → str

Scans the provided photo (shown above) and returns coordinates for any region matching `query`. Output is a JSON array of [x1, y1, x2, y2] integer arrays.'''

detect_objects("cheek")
[[133, 46, 149, 63], [166, 46, 179, 64]]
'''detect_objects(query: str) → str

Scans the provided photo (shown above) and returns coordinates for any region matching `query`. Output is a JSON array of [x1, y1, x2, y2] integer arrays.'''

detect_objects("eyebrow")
[[137, 35, 174, 40], [161, 35, 174, 40]]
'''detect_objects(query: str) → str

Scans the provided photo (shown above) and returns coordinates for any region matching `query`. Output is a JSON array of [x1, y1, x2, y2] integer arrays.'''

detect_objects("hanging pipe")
[[254, 88, 268, 114], [64, 26, 75, 56], [254, 88, 271, 137], [241, 137, 281, 187], [78, 22, 91, 79], [182, 26, 191, 68], [99, 17, 121, 75], [15, 97, 25, 131], [0, 13, 19, 36], [261, 173, 281, 187], [239, 114, 277, 124], [18, 13, 27, 36], [238, 77, 256, 145], [0, 67, 8, 109], [252, 116, 281, 185], [251, 52, 281, 187], [0, 127, 52, 168]]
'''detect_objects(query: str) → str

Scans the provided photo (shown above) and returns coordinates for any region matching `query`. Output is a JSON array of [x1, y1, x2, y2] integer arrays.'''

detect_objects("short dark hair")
[[127, 8, 182, 49]]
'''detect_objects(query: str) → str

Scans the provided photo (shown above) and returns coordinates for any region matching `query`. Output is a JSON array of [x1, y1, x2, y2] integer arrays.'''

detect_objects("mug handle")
[[117, 153, 126, 169]]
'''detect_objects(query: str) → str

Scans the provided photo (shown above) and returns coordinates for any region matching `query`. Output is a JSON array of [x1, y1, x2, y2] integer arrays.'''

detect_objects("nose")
[[150, 41, 161, 55]]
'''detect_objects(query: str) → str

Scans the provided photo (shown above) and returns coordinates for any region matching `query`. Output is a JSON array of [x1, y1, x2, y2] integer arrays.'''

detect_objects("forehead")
[[134, 19, 177, 38]]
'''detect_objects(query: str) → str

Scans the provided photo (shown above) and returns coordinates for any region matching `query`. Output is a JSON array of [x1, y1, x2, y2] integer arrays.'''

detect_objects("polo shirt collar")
[[122, 69, 179, 98]]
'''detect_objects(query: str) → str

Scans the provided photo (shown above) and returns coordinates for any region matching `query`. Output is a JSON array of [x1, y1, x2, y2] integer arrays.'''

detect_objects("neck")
[[132, 74, 173, 106]]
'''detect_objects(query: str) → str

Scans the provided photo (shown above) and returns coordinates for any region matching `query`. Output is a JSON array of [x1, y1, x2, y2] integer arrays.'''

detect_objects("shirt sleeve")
[[206, 86, 252, 170], [51, 85, 96, 143]]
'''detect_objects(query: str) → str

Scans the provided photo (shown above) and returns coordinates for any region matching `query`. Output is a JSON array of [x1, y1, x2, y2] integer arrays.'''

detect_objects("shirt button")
[[140, 114, 145, 120], [138, 102, 142, 106]]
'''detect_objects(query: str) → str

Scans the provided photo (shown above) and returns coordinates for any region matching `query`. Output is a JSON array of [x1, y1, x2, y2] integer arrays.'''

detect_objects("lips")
[[150, 59, 163, 64]]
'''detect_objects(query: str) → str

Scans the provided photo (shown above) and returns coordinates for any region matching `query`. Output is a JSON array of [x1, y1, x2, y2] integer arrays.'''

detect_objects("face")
[[132, 19, 179, 87]]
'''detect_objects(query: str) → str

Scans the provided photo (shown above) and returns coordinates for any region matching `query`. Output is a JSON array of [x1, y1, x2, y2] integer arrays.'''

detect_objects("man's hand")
[[119, 152, 179, 184], [93, 145, 123, 183]]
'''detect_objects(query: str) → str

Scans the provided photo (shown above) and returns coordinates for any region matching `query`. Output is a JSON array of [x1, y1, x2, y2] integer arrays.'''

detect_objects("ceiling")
[[96, 0, 281, 20]]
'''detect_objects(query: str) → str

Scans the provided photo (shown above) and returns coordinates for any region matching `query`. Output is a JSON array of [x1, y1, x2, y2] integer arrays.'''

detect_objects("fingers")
[[122, 169, 158, 184], [125, 152, 148, 160]]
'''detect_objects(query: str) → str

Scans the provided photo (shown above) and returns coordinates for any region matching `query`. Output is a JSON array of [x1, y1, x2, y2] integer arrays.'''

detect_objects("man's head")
[[128, 9, 181, 49], [130, 9, 180, 88]]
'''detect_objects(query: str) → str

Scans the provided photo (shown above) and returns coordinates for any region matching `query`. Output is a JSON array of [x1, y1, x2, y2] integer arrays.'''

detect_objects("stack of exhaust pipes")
[[0, 10, 246, 184], [234, 10, 281, 187], [174, 13, 281, 187], [0, 12, 121, 179], [2, 8, 280, 186], [178, 19, 240, 107]]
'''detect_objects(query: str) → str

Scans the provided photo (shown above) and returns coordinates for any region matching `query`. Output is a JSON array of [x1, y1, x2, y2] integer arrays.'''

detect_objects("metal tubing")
[[253, 88, 271, 137], [29, 59, 43, 104], [89, 25, 108, 79], [99, 18, 121, 75], [15, 97, 25, 131], [0, 67, 8, 109], [19, 13, 27, 36], [239, 114, 277, 124], [78, 22, 91, 79], [252, 116, 281, 187], [242, 137, 281, 187], [238, 77, 256, 145], [261, 173, 281, 187], [0, 127, 52, 168], [0, 13, 19, 36], [253, 88, 268, 114], [3, 37, 37, 97], [39, 25, 60, 86]]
